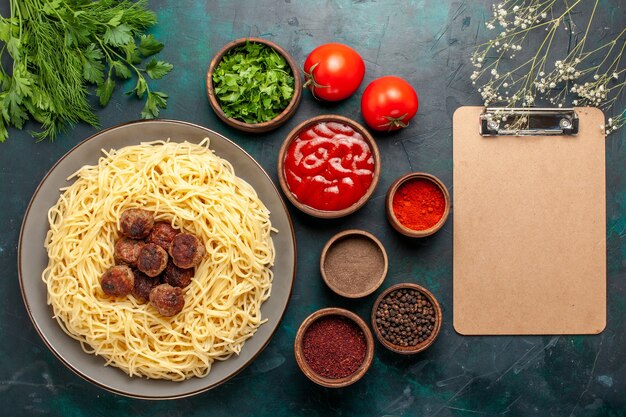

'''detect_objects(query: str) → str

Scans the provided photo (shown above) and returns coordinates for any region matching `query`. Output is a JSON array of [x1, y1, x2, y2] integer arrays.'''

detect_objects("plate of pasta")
[[18, 120, 296, 399]]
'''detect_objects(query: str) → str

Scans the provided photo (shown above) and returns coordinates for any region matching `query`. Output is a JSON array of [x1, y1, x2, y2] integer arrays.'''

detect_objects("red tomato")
[[303, 43, 365, 101], [360, 76, 419, 131]]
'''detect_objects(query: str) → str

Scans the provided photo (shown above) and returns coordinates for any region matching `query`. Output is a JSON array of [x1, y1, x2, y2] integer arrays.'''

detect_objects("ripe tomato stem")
[[379, 114, 409, 131], [303, 62, 330, 100]]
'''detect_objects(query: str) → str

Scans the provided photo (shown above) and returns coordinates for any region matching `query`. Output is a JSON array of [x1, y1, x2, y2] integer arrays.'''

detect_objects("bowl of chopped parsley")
[[207, 38, 302, 133]]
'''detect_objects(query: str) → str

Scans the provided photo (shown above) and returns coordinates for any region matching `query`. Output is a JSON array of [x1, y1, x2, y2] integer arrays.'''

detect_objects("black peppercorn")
[[375, 288, 437, 348]]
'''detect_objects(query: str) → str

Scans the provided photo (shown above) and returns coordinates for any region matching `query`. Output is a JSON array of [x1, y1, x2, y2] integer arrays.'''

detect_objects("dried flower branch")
[[471, 0, 625, 134]]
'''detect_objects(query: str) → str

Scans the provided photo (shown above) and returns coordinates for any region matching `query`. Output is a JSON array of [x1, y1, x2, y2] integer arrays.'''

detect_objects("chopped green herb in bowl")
[[207, 38, 302, 133]]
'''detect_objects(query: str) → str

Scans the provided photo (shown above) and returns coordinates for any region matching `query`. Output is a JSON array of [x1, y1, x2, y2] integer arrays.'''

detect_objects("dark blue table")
[[1, 1, 624, 416]]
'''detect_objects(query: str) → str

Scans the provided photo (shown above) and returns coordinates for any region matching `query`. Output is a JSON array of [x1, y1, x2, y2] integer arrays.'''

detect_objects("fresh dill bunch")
[[0, 0, 173, 142]]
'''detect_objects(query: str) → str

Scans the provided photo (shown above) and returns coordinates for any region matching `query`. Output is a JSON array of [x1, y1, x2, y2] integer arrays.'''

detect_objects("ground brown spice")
[[323, 235, 385, 295]]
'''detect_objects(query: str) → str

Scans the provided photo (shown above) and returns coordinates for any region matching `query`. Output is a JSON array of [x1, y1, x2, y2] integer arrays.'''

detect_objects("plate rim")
[[17, 119, 297, 400]]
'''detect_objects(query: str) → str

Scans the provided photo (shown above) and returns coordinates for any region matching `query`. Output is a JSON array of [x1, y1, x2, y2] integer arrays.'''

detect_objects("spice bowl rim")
[[320, 229, 388, 298], [206, 37, 303, 133], [294, 307, 375, 388], [385, 172, 450, 238], [371, 283, 442, 355], [277, 114, 381, 219]]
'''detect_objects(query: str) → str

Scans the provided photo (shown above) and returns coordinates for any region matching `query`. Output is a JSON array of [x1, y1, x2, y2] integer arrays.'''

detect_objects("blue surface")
[[0, 1, 625, 416]]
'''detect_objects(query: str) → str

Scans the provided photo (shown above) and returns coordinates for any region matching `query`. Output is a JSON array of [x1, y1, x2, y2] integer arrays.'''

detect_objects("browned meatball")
[[169, 233, 205, 269], [100, 265, 134, 296], [137, 243, 168, 277], [162, 261, 194, 288], [120, 208, 154, 239], [114, 237, 145, 266], [149, 284, 185, 316], [131, 269, 159, 303], [146, 221, 178, 251]]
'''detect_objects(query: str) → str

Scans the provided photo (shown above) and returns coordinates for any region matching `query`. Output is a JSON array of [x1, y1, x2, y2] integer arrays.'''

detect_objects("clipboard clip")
[[480, 107, 579, 136]]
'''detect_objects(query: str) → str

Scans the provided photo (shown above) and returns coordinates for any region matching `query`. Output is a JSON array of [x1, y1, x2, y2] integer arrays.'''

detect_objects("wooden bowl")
[[277, 115, 381, 218], [206, 37, 302, 133], [371, 283, 442, 354], [320, 229, 388, 298], [385, 172, 450, 238], [294, 308, 374, 388]]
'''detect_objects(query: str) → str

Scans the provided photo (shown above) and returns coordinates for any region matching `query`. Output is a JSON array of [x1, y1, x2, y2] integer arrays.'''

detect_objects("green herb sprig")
[[212, 42, 294, 124], [0, 0, 174, 142]]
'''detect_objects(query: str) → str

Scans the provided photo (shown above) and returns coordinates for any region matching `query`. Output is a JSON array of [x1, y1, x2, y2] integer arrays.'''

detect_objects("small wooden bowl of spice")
[[294, 307, 374, 388], [371, 283, 442, 354], [385, 172, 450, 238], [278, 115, 381, 218], [206, 37, 302, 133], [320, 229, 388, 298]]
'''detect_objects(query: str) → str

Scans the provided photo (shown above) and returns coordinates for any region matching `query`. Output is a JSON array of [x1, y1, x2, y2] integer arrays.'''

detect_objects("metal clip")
[[480, 107, 579, 136]]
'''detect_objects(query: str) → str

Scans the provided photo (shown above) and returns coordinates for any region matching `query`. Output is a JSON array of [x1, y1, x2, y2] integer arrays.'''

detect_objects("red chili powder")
[[392, 178, 445, 231], [302, 315, 366, 379]]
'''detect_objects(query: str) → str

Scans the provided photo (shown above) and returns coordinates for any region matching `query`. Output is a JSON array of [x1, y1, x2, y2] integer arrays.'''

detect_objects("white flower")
[[594, 74, 599, 80], [613, 72, 619, 79], [513, 5, 520, 11], [549, 82, 556, 88], [541, 12, 547, 18]]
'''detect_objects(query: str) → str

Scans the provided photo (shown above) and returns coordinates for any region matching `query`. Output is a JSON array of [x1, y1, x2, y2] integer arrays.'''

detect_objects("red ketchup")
[[283, 122, 375, 211]]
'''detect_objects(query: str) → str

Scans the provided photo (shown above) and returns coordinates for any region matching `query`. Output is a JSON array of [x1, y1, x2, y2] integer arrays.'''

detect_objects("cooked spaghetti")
[[42, 140, 275, 380]]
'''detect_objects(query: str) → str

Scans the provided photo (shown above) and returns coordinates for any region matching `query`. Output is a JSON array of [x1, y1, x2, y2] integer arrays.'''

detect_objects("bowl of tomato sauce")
[[277, 115, 381, 218]]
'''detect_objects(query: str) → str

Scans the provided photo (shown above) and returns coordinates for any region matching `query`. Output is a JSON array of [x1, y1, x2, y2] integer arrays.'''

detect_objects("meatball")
[[162, 261, 194, 288], [169, 233, 205, 269], [114, 237, 145, 266], [100, 265, 134, 296], [137, 243, 168, 277], [120, 208, 154, 239], [131, 269, 159, 303], [149, 284, 185, 316], [147, 221, 178, 251]]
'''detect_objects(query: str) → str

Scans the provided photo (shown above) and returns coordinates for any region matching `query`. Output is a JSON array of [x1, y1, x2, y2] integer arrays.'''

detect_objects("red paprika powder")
[[302, 315, 366, 379], [392, 178, 445, 231]]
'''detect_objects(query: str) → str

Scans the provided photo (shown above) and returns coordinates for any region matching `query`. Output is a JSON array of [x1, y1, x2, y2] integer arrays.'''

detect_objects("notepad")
[[453, 106, 606, 335]]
